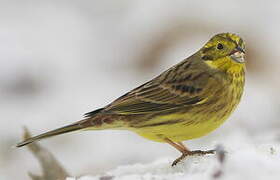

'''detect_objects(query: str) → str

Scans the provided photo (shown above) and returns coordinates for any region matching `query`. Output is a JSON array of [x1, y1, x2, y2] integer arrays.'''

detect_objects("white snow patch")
[[67, 131, 280, 180]]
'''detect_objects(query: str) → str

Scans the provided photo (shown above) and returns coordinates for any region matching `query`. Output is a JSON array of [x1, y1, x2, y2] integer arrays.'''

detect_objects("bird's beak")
[[230, 46, 245, 63]]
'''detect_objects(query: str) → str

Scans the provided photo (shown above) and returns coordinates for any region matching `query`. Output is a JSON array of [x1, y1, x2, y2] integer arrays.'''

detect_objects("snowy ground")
[[66, 130, 280, 180]]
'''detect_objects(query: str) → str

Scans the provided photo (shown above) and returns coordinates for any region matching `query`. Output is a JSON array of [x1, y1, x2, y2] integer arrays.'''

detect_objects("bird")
[[17, 33, 245, 166]]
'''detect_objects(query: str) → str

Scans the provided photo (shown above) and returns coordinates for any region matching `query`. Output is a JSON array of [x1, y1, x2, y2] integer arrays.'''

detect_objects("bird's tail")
[[16, 121, 85, 148]]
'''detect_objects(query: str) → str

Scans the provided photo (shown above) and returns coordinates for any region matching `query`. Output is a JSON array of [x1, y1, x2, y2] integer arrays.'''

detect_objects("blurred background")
[[1, 0, 280, 179]]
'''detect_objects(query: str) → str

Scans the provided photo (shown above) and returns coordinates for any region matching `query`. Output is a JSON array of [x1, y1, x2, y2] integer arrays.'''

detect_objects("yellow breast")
[[134, 63, 245, 142]]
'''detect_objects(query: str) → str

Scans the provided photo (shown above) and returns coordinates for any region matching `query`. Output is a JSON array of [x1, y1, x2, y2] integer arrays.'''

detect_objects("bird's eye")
[[217, 43, 224, 50]]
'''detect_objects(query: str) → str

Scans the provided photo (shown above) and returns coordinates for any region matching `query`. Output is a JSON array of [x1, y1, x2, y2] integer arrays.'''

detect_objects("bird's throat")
[[204, 56, 245, 76]]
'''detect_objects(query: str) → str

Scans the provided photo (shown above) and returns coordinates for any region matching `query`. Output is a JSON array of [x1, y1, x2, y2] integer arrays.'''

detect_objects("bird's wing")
[[101, 60, 218, 115]]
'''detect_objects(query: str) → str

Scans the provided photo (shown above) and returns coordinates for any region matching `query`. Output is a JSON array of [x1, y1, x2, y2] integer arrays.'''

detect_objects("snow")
[[66, 130, 280, 180]]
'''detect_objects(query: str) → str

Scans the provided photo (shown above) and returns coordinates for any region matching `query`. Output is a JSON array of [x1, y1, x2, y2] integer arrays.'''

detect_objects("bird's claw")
[[171, 149, 216, 166]]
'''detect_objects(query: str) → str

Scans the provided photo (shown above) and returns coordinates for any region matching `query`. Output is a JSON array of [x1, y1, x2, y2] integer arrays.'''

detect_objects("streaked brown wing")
[[102, 60, 213, 115]]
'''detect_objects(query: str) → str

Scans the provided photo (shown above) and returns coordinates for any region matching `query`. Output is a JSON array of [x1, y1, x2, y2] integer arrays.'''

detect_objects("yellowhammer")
[[17, 33, 245, 166]]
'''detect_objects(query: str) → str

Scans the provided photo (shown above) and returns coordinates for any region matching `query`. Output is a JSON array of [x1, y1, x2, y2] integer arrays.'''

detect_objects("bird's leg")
[[177, 141, 215, 163], [177, 142, 188, 150], [164, 138, 190, 166], [164, 138, 186, 153], [164, 138, 215, 166]]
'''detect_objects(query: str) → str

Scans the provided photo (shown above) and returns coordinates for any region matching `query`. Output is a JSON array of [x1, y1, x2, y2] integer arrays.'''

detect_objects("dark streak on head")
[[202, 55, 213, 60], [202, 46, 214, 54]]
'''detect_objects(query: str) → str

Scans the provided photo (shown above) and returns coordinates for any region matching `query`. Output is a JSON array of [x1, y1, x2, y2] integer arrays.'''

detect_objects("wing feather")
[[102, 59, 215, 115]]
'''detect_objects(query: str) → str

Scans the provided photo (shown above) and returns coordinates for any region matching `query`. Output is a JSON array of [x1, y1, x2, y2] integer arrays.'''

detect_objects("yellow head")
[[199, 33, 245, 73]]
